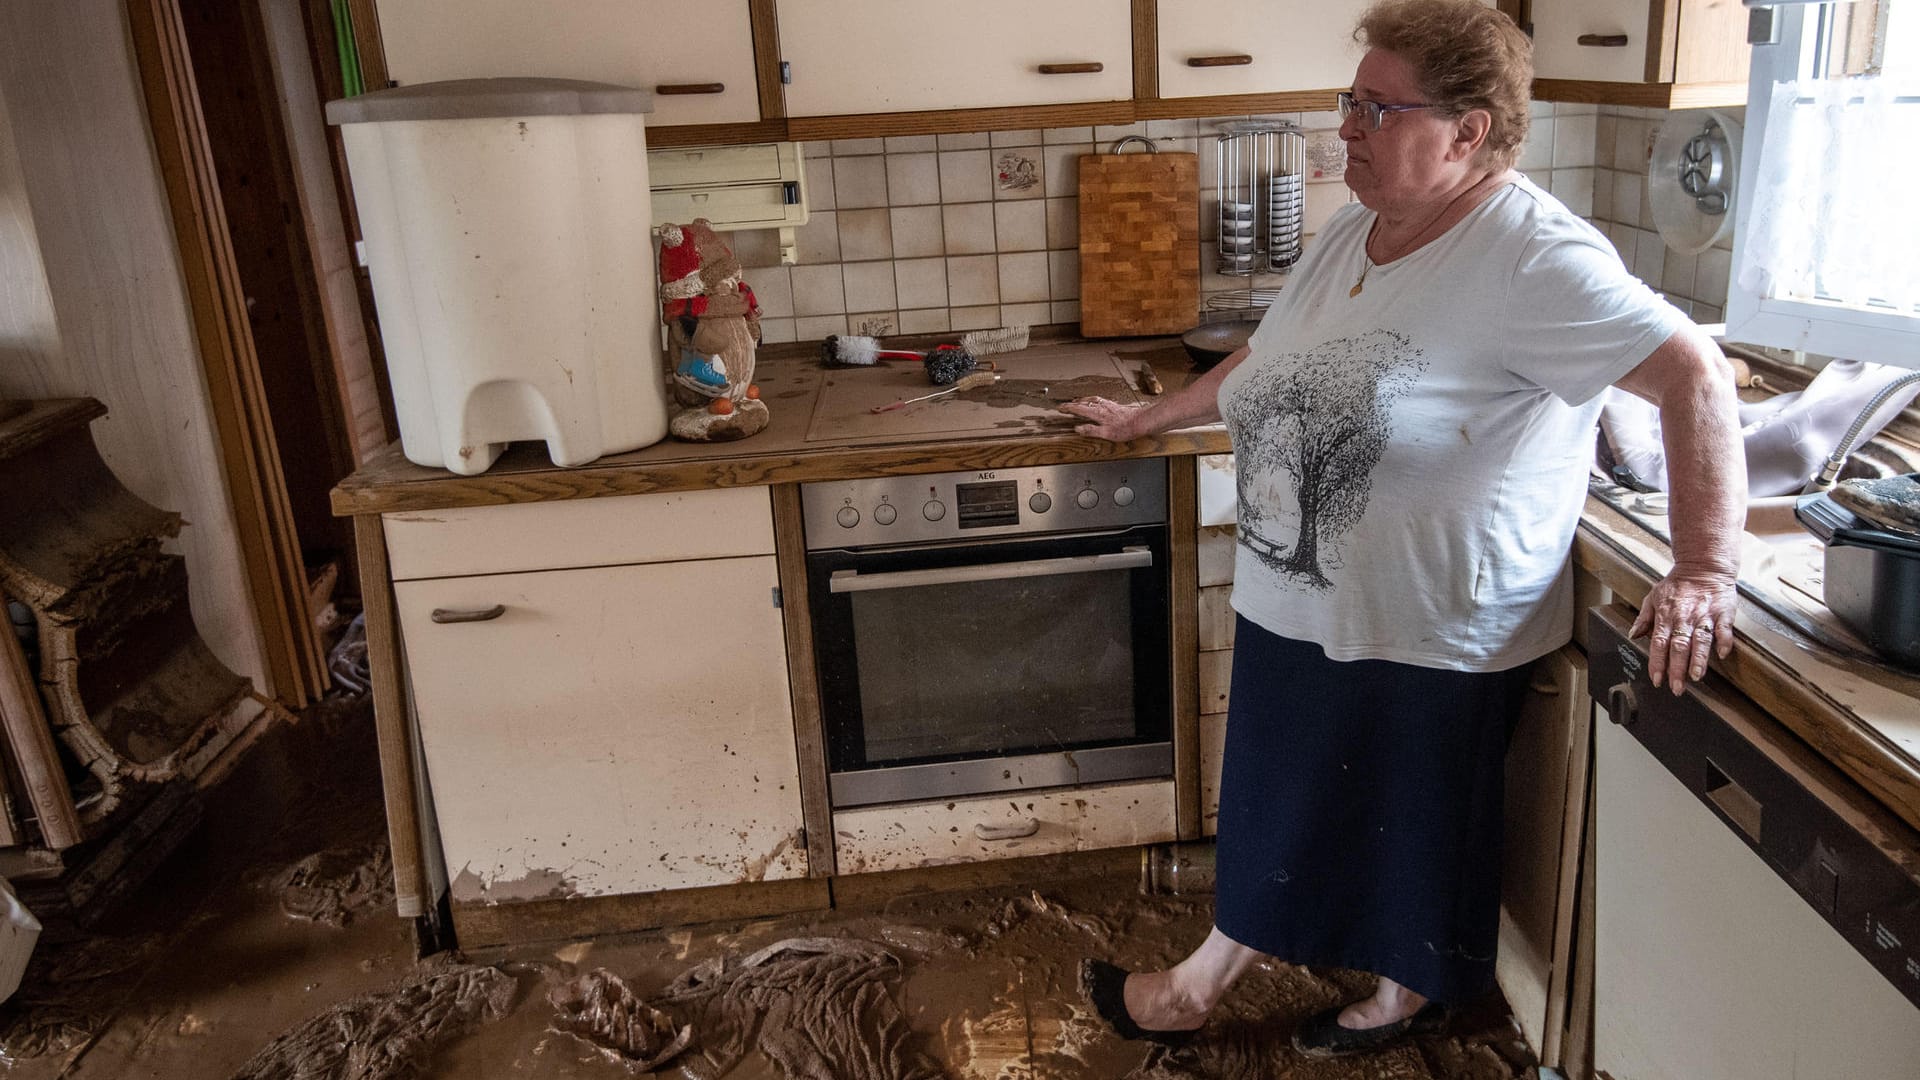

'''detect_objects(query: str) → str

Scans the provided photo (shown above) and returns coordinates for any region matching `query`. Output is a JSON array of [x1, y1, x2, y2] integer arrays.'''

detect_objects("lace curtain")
[[1738, 77, 1920, 313]]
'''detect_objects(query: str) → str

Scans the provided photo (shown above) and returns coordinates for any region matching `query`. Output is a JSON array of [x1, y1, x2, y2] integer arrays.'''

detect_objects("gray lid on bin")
[[326, 78, 653, 125]]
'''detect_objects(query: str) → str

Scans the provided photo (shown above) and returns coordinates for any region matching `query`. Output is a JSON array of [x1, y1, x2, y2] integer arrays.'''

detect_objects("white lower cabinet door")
[[1593, 719, 1920, 1078], [396, 555, 806, 903]]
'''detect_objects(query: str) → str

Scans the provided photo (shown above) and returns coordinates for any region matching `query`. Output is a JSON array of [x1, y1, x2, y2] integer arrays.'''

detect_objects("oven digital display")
[[955, 480, 1020, 528]]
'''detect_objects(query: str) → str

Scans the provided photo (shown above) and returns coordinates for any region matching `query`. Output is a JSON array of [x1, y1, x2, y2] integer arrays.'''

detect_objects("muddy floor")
[[0, 695, 1535, 1079]]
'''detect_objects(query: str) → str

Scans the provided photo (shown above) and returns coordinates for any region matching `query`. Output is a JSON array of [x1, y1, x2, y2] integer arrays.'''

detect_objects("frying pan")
[[1181, 314, 1261, 369]]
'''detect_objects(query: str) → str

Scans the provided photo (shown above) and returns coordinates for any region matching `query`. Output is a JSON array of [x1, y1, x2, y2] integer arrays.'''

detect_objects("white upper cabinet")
[[1530, 0, 1656, 83], [374, 0, 762, 127], [1157, 0, 1376, 98], [778, 0, 1133, 116]]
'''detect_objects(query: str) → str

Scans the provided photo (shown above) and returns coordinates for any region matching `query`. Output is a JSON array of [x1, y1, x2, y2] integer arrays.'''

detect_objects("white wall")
[[0, 0, 270, 694]]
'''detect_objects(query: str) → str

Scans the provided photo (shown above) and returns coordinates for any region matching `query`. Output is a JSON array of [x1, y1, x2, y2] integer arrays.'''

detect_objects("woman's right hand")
[[1059, 397, 1153, 442]]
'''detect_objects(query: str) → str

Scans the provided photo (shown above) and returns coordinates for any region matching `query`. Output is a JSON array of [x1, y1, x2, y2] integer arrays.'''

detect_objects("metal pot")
[[1181, 313, 1261, 369], [1796, 489, 1920, 669]]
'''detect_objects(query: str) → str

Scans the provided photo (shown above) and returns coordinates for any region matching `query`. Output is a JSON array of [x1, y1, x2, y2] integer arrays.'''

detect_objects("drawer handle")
[[1038, 62, 1104, 75], [430, 604, 506, 624], [656, 82, 726, 95], [1606, 681, 1638, 727], [1187, 54, 1253, 67], [974, 819, 1040, 841], [1577, 34, 1630, 47]]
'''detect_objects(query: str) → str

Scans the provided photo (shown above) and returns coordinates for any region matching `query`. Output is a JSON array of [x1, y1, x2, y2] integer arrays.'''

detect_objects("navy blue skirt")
[[1213, 616, 1532, 1004]]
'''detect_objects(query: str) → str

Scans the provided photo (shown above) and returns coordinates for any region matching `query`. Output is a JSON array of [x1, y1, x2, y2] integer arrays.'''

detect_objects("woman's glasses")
[[1337, 91, 1437, 131]]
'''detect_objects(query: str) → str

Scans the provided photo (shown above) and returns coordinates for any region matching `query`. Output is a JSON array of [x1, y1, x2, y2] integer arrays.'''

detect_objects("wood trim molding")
[[453, 876, 830, 949], [1168, 458, 1201, 841], [1131, 0, 1158, 101], [126, 0, 322, 705], [787, 100, 1136, 142], [346, 0, 388, 89], [1647, 0, 1680, 84], [1135, 89, 1342, 120], [748, 0, 785, 120], [1530, 78, 1746, 109], [648, 119, 790, 149], [354, 514, 430, 916], [771, 485, 835, 878]]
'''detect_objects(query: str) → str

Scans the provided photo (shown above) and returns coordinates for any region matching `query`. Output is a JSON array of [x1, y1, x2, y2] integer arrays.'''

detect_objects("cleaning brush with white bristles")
[[820, 335, 922, 367]]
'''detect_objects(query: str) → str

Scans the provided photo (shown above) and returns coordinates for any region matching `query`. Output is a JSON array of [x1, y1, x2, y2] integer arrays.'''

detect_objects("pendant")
[[1349, 281, 1364, 298]]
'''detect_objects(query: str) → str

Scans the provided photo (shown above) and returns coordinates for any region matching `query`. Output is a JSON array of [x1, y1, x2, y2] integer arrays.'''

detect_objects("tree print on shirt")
[[1225, 330, 1427, 589]]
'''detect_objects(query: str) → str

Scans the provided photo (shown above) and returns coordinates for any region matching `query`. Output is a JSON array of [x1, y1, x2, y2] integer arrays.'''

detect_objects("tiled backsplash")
[[709, 102, 1727, 345]]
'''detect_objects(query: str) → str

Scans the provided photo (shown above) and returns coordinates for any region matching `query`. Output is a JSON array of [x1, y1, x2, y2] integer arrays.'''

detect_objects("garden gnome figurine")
[[657, 219, 769, 441]]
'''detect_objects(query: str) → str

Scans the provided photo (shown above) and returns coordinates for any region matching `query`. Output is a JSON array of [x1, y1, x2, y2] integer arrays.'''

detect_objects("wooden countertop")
[[329, 338, 1230, 517], [1576, 496, 1920, 835]]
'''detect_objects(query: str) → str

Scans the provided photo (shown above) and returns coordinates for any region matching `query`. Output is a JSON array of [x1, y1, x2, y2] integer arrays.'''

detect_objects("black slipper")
[[1078, 958, 1201, 1046], [1290, 1000, 1449, 1058]]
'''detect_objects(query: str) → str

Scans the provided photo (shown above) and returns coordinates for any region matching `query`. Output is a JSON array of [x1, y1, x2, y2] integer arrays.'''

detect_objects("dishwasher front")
[[1586, 605, 1920, 1079]]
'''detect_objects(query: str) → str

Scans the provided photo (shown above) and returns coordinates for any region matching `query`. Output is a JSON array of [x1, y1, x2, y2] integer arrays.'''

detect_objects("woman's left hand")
[[1629, 568, 1737, 695]]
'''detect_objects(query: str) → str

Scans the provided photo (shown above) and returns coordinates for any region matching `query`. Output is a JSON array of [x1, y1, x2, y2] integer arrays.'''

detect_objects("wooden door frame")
[[125, 0, 326, 706]]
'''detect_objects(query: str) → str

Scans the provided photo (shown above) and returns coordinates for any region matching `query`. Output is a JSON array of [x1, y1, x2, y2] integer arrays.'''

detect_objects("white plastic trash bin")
[[327, 79, 668, 475]]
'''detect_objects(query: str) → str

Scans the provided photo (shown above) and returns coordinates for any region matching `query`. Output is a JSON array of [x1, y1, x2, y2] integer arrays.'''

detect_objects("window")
[[1727, 0, 1920, 369]]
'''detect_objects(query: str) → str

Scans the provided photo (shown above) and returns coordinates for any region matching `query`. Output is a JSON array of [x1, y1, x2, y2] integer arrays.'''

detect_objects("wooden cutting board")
[[1078, 149, 1200, 337]]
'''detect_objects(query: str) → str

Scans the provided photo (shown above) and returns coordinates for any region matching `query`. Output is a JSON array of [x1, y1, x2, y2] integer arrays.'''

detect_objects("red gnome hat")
[[658, 222, 704, 307]]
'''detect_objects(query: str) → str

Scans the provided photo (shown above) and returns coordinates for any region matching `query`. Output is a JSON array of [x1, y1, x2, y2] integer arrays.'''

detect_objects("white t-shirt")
[[1219, 175, 1687, 671]]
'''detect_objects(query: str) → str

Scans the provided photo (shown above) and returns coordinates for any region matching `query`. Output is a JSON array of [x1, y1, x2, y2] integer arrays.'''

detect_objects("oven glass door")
[[808, 524, 1171, 807]]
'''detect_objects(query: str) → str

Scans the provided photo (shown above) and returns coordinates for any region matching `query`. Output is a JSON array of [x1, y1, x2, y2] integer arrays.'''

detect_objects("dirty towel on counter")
[[647, 936, 942, 1080], [230, 963, 516, 1080]]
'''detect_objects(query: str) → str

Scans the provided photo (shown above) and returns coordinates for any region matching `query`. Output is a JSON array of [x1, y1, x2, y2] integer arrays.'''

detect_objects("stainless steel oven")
[[802, 460, 1172, 809]]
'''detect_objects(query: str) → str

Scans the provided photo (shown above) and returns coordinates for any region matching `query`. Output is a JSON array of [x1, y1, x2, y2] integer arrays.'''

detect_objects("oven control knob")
[[923, 499, 947, 522], [873, 503, 897, 525], [835, 506, 861, 529], [1113, 485, 1136, 507], [1028, 492, 1053, 513], [1076, 488, 1100, 509]]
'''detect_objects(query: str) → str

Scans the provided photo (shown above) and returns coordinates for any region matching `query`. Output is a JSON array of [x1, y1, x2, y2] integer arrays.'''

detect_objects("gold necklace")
[[1350, 173, 1504, 299], [1350, 256, 1372, 298]]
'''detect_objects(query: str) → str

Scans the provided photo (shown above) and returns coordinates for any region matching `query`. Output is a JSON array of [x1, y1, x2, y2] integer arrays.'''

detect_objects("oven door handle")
[[828, 546, 1154, 593]]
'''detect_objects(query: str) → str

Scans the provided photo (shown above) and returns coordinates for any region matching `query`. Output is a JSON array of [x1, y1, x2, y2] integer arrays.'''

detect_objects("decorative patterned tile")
[[993, 149, 1043, 199], [849, 311, 898, 336]]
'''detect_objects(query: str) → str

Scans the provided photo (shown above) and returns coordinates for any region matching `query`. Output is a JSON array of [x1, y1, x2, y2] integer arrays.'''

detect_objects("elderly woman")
[[1065, 0, 1745, 1058]]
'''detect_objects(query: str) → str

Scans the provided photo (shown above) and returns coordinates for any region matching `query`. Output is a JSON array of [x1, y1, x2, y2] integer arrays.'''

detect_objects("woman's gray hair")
[[1355, 0, 1534, 168]]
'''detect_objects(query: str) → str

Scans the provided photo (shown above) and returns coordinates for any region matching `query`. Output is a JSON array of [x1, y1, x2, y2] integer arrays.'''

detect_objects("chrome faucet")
[[1801, 369, 1920, 494]]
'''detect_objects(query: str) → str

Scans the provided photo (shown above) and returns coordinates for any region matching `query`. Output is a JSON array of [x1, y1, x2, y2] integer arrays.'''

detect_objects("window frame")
[[1725, 0, 1920, 368]]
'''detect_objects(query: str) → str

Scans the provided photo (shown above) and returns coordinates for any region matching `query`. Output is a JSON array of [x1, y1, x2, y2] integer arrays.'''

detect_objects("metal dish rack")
[[1213, 121, 1306, 278]]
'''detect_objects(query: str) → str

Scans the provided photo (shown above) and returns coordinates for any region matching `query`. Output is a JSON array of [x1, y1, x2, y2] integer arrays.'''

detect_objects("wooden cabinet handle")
[[1576, 34, 1630, 47], [430, 604, 506, 624], [1038, 62, 1104, 75], [974, 819, 1041, 841], [1187, 54, 1253, 67], [656, 83, 726, 95]]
